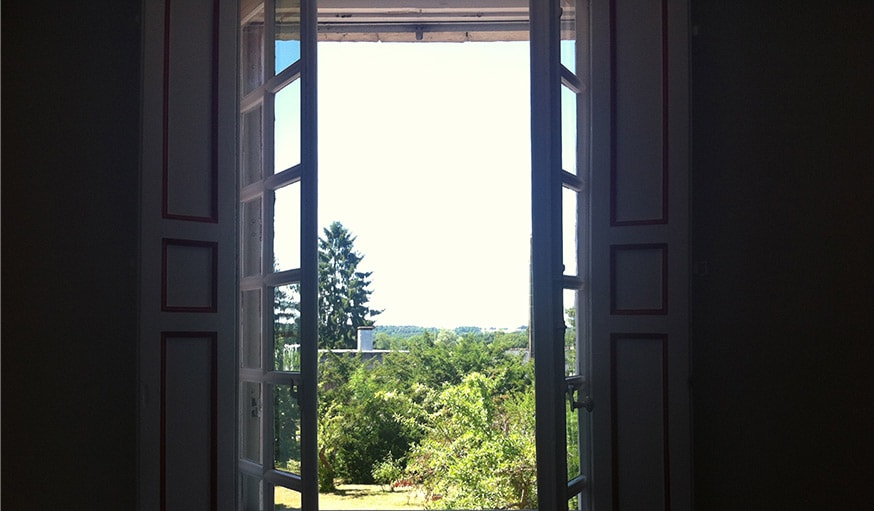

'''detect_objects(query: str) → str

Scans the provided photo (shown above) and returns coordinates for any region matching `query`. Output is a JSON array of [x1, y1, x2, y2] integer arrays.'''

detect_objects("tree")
[[317, 352, 425, 488], [404, 372, 537, 509], [314, 330, 535, 495], [318, 221, 382, 349]]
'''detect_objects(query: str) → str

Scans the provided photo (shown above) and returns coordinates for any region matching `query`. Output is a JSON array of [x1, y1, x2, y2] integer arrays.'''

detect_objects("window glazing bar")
[[562, 171, 585, 192], [561, 66, 585, 93], [265, 469, 303, 490], [568, 474, 587, 498]]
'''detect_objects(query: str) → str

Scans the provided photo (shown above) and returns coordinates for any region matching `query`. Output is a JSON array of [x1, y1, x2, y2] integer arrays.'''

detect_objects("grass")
[[275, 484, 427, 510]]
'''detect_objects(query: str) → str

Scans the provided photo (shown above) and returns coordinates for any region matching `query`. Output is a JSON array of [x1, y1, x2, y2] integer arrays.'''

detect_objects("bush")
[[404, 372, 537, 509], [318, 354, 423, 484], [372, 453, 405, 491], [315, 330, 536, 508]]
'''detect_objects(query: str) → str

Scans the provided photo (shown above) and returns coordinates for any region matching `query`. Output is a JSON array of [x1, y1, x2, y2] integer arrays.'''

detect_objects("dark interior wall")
[[2, 0, 141, 508], [690, 2, 874, 508]]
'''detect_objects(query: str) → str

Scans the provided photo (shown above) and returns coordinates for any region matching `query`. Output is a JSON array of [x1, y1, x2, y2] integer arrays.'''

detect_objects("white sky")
[[316, 42, 532, 330]]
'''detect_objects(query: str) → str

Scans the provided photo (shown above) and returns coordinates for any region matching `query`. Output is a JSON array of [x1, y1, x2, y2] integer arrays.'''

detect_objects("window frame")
[[236, 1, 591, 510]]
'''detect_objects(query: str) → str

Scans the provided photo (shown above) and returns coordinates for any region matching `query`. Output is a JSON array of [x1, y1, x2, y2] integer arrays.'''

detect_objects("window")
[[239, 0, 318, 508], [136, 0, 690, 509], [237, 1, 592, 509]]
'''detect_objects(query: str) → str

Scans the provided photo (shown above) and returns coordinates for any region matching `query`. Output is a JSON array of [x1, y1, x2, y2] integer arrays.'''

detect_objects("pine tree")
[[318, 221, 382, 349]]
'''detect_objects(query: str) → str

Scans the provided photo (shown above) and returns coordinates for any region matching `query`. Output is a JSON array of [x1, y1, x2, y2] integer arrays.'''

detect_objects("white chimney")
[[357, 326, 374, 352]]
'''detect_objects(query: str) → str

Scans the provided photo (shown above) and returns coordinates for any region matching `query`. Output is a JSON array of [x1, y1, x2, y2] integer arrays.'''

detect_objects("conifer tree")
[[318, 221, 381, 349]]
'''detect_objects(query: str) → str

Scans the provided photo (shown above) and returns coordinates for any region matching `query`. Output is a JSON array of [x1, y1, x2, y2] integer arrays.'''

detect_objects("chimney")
[[357, 326, 374, 352]]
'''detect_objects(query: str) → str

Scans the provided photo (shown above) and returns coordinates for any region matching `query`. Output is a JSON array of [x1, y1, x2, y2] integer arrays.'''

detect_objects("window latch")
[[565, 375, 594, 413], [573, 394, 594, 413]]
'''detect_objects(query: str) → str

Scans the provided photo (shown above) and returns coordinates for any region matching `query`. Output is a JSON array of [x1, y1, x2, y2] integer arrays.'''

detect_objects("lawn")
[[275, 484, 427, 510]]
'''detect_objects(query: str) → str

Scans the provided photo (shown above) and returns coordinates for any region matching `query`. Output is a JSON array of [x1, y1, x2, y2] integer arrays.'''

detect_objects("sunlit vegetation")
[[317, 330, 536, 509], [272, 223, 545, 509]]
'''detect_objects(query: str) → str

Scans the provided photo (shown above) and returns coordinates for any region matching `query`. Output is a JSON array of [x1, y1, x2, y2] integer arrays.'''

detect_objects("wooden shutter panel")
[[139, 0, 237, 509], [589, 0, 691, 510]]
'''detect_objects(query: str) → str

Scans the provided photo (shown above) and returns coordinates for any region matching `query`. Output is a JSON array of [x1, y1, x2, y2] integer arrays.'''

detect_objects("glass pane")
[[274, 80, 302, 173], [275, 0, 301, 75], [560, 0, 576, 73], [562, 187, 578, 277], [275, 485, 301, 510], [241, 106, 263, 187], [242, 290, 262, 368], [273, 183, 301, 271], [564, 289, 579, 376], [241, 472, 263, 511], [273, 283, 301, 371], [273, 383, 302, 474], [562, 84, 578, 175], [564, 287, 583, 483], [242, 198, 263, 277], [566, 398, 581, 480], [241, 381, 262, 463], [241, 3, 265, 96], [569, 493, 581, 511]]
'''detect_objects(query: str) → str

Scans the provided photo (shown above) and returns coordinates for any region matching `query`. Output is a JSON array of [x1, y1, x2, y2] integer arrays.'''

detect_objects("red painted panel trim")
[[160, 332, 218, 511], [161, 238, 219, 313], [161, 0, 220, 223], [609, 0, 670, 227], [609, 243, 669, 315], [610, 333, 671, 511]]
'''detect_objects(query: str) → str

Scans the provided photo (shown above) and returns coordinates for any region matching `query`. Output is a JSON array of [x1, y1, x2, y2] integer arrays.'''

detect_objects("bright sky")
[[316, 42, 532, 330]]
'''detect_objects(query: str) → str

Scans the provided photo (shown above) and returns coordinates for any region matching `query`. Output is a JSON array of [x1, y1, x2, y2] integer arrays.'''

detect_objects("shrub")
[[372, 453, 405, 491], [404, 372, 537, 509]]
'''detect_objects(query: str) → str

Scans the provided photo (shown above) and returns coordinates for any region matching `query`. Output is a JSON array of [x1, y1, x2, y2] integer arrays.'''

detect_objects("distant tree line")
[[374, 326, 529, 351]]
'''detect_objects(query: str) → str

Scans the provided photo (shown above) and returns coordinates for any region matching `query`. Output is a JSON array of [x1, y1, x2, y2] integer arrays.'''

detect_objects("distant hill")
[[373, 325, 439, 338], [374, 325, 526, 339]]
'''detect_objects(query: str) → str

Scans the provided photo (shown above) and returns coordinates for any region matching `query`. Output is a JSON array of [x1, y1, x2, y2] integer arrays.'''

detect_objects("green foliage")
[[274, 284, 301, 370], [565, 306, 577, 373], [376, 331, 530, 393], [371, 452, 405, 491], [374, 325, 439, 339], [293, 220, 539, 502], [274, 384, 301, 474], [318, 222, 382, 349], [316, 331, 535, 508], [374, 325, 529, 351], [274, 284, 301, 473], [317, 352, 424, 485], [404, 372, 537, 509], [453, 325, 481, 336], [490, 329, 530, 350]]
